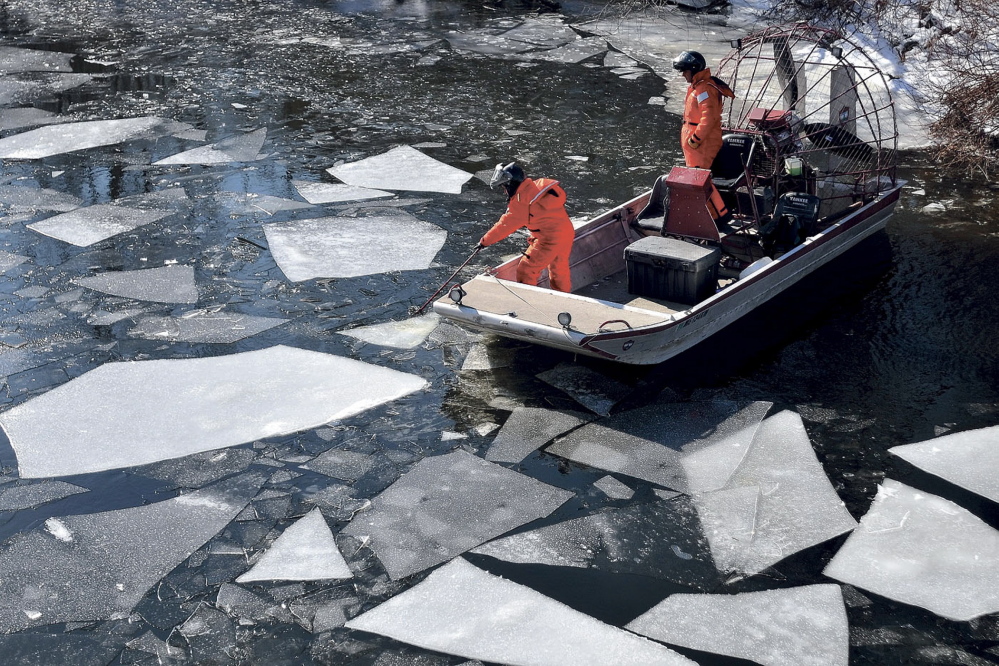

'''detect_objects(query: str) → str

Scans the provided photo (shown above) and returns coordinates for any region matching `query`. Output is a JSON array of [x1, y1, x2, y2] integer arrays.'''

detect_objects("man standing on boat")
[[673, 50, 736, 225], [478, 162, 574, 293]]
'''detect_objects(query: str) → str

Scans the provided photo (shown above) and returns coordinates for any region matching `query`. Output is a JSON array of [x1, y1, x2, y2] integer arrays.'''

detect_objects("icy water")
[[1, 0, 999, 664]]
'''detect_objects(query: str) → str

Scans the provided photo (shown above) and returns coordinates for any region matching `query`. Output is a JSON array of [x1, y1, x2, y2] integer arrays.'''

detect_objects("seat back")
[[711, 134, 755, 180]]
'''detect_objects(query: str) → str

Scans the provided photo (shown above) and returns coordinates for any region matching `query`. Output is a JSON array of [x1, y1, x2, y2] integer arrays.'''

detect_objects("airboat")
[[433, 24, 903, 365]]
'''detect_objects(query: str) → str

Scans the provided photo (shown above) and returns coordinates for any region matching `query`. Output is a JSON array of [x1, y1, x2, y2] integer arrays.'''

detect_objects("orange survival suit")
[[480, 178, 574, 293], [682, 67, 736, 221]]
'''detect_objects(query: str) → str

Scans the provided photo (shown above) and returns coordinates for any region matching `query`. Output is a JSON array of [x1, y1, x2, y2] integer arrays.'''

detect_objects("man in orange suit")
[[478, 162, 574, 293], [674, 50, 736, 225]]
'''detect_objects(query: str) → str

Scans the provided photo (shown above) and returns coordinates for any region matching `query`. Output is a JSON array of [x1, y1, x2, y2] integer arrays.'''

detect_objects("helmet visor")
[[489, 163, 511, 188]]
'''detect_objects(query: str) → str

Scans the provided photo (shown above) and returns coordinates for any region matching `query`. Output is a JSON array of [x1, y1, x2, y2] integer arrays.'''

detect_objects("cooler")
[[625, 236, 720, 304]]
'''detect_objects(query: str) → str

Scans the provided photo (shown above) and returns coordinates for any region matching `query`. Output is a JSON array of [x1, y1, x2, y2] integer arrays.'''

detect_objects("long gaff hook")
[[412, 246, 482, 315]]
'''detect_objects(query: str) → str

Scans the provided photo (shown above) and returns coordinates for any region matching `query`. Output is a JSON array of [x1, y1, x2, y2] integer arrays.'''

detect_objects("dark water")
[[2, 0, 999, 664]]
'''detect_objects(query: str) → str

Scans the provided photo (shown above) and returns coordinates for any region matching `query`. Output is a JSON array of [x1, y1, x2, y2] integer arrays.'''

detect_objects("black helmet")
[[672, 50, 707, 74], [489, 162, 525, 189]]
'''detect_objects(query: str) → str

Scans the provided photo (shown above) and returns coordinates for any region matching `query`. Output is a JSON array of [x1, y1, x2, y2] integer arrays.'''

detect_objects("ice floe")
[[0, 116, 193, 159], [0, 46, 74, 73], [292, 180, 394, 204], [215, 191, 314, 215], [547, 400, 771, 492], [302, 448, 382, 482], [345, 557, 697, 666], [888, 425, 999, 503], [531, 36, 607, 64], [0, 480, 88, 511], [444, 31, 539, 57], [237, 508, 352, 583], [1, 345, 428, 478], [535, 363, 633, 416], [593, 475, 634, 500], [823, 479, 999, 621], [0, 107, 60, 131], [73, 265, 199, 304], [263, 214, 447, 282], [153, 127, 267, 164], [0, 249, 29, 273], [342, 449, 573, 579], [129, 310, 287, 343], [326, 146, 473, 194], [339, 314, 441, 349], [0, 74, 92, 106], [0, 184, 81, 212], [27, 203, 174, 246], [484, 406, 593, 463], [626, 584, 849, 666], [696, 410, 857, 575], [471, 498, 717, 588], [501, 17, 578, 48], [0, 473, 264, 633]]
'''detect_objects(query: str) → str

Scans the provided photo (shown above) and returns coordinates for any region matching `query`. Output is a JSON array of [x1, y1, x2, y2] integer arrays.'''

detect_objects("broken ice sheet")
[[0, 46, 73, 73], [535, 363, 632, 416], [237, 508, 352, 583], [699, 410, 857, 575], [461, 340, 516, 371], [73, 265, 198, 304], [153, 127, 267, 164], [263, 214, 447, 282], [128, 310, 288, 343], [0, 184, 81, 212], [0, 107, 60, 131], [342, 449, 573, 579], [0, 480, 88, 511], [0, 249, 29, 273], [345, 557, 696, 666], [823, 479, 999, 621], [626, 585, 849, 666], [888, 425, 999, 503], [292, 180, 393, 204], [215, 191, 314, 215], [0, 74, 92, 106], [484, 406, 593, 464], [0, 473, 264, 633], [339, 313, 440, 349], [1, 345, 428, 478], [471, 498, 718, 588], [0, 116, 193, 159], [27, 204, 174, 247], [593, 475, 633, 500], [692, 485, 759, 572], [547, 401, 771, 491], [302, 449, 381, 482], [500, 17, 578, 47], [444, 31, 539, 57], [327, 145, 473, 194], [529, 36, 608, 64]]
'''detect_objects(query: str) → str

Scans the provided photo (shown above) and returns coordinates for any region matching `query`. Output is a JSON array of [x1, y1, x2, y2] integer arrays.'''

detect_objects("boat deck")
[[573, 270, 689, 315], [457, 275, 673, 335]]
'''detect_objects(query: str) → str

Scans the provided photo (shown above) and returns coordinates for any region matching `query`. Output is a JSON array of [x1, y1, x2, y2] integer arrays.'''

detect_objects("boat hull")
[[434, 184, 902, 365]]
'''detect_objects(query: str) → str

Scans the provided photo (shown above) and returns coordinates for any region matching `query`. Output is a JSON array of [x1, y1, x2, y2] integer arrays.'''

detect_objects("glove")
[[476, 240, 487, 250], [686, 133, 701, 149]]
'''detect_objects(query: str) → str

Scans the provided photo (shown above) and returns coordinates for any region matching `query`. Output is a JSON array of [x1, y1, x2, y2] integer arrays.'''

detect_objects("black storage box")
[[625, 236, 720, 304]]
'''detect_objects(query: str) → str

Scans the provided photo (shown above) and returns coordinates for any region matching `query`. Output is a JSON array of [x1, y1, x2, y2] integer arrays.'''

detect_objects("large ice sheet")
[[0, 473, 264, 633], [888, 425, 999, 503], [153, 128, 267, 164], [530, 37, 607, 64], [0, 46, 73, 73], [484, 406, 593, 463], [339, 314, 440, 349], [28, 204, 173, 246], [237, 508, 352, 582], [73, 265, 199, 304], [342, 450, 573, 579], [501, 17, 578, 47], [326, 146, 473, 194], [129, 310, 288, 343], [823, 479, 999, 621], [626, 585, 849, 666], [547, 401, 771, 492], [471, 498, 718, 588], [0, 107, 60, 131], [292, 180, 393, 204], [0, 185, 81, 212], [346, 558, 696, 665], [698, 410, 857, 575], [0, 74, 92, 106], [263, 214, 447, 281], [0, 116, 192, 159], [1, 345, 428, 478]]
